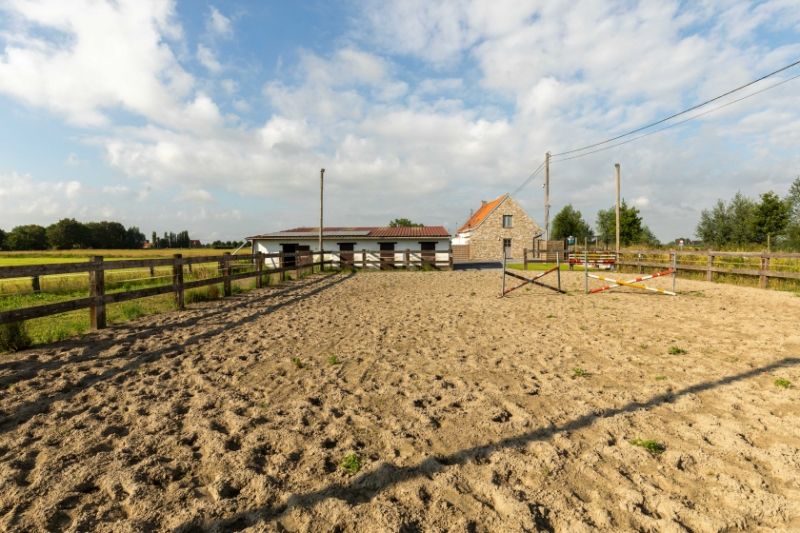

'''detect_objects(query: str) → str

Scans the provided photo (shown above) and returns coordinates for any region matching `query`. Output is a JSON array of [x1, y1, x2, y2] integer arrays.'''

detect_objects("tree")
[[596, 200, 651, 246], [0, 228, 6, 250], [551, 204, 591, 241], [388, 218, 423, 227], [751, 191, 790, 245], [125, 226, 146, 248], [85, 221, 129, 248], [785, 177, 800, 250], [7, 224, 48, 250], [46, 218, 89, 249], [151, 231, 158, 248], [696, 200, 732, 247], [727, 192, 757, 246]]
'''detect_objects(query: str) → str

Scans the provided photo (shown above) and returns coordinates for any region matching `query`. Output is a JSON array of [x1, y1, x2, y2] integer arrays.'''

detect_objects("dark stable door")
[[297, 245, 311, 265], [379, 242, 395, 269], [421, 242, 436, 266], [339, 243, 354, 266], [281, 243, 297, 268]]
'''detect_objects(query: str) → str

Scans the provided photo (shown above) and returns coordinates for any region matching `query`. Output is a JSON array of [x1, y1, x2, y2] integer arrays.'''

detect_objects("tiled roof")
[[247, 226, 450, 240], [367, 226, 449, 238], [457, 194, 507, 233]]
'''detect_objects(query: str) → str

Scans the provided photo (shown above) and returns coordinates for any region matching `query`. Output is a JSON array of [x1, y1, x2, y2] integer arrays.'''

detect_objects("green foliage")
[[0, 228, 6, 251], [668, 346, 687, 355], [0, 322, 32, 352], [46, 218, 90, 249], [697, 189, 792, 247], [572, 367, 589, 378], [551, 204, 592, 241], [7, 224, 48, 250], [654, 375, 667, 381], [185, 284, 221, 303], [291, 356, 304, 369], [630, 438, 666, 455], [388, 218, 423, 227], [120, 303, 145, 321], [596, 200, 659, 247], [340, 453, 361, 475], [774, 378, 792, 389], [751, 191, 790, 244], [327, 355, 340, 365]]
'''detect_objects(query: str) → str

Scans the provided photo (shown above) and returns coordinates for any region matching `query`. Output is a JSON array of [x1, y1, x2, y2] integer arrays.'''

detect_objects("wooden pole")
[[223, 252, 232, 296], [89, 256, 106, 329], [671, 251, 677, 293], [256, 251, 263, 288], [615, 163, 621, 265], [584, 238, 589, 294], [173, 254, 184, 310], [706, 251, 713, 282], [544, 152, 551, 241], [556, 254, 561, 292], [31, 276, 40, 293], [523, 248, 528, 270], [319, 168, 325, 258]]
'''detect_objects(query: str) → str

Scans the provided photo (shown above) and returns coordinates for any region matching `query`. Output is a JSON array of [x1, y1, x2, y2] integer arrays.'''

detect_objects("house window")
[[502, 215, 513, 228], [503, 238, 512, 257]]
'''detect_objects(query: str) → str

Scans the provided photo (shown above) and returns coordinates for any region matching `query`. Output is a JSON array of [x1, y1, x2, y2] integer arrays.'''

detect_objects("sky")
[[0, 0, 798, 243]]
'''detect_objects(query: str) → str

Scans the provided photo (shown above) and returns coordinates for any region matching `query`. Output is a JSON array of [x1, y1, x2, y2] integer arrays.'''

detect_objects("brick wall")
[[468, 196, 541, 260]]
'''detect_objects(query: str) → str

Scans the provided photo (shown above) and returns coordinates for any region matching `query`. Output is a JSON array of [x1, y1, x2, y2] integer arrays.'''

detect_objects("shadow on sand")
[[179, 356, 800, 532], [0, 273, 354, 433]]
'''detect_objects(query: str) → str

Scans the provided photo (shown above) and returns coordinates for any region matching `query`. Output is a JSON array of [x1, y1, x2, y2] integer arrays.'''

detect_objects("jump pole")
[[671, 252, 677, 293], [588, 272, 677, 296], [590, 269, 673, 294]]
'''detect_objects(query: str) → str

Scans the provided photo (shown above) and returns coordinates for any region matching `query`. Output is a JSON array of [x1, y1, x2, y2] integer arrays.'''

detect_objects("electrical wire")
[[511, 160, 546, 196], [551, 71, 800, 163], [551, 58, 800, 157]]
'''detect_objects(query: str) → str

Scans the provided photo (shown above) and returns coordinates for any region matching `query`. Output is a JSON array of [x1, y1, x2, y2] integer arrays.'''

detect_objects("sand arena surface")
[[0, 270, 799, 532]]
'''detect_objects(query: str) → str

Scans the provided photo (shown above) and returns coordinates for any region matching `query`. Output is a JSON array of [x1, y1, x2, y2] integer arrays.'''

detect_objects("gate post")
[[89, 256, 106, 329]]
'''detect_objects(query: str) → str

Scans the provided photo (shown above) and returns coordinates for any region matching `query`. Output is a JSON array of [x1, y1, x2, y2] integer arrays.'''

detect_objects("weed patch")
[[0, 322, 32, 352], [774, 378, 792, 389], [572, 367, 589, 378], [630, 438, 666, 455], [340, 453, 361, 475], [327, 355, 340, 365], [291, 357, 304, 369], [668, 346, 687, 355]]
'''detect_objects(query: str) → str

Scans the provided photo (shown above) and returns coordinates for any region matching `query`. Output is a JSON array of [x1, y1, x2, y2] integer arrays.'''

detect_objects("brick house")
[[452, 193, 542, 261]]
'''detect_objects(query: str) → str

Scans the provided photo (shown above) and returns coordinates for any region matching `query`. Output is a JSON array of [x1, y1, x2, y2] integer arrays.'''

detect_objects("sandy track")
[[0, 270, 799, 532]]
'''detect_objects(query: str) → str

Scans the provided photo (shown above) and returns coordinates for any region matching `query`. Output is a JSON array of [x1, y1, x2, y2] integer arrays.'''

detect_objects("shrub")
[[0, 322, 32, 352], [774, 378, 792, 389], [668, 346, 687, 355]]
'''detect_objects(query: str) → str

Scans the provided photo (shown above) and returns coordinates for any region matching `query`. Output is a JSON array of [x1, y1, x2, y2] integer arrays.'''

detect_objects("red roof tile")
[[367, 226, 450, 238], [457, 194, 507, 233]]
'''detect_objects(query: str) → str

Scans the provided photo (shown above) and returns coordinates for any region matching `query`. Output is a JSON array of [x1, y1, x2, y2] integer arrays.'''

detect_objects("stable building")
[[247, 226, 451, 268], [452, 193, 541, 261]]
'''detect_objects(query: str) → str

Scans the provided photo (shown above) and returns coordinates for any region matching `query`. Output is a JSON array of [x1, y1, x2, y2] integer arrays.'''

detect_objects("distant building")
[[189, 240, 202, 248], [452, 193, 541, 261], [247, 226, 451, 268], [142, 240, 153, 249]]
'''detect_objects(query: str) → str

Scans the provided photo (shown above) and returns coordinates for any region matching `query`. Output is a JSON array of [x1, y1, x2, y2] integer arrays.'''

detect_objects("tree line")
[[695, 177, 799, 248], [549, 176, 800, 249], [0, 218, 189, 251], [550, 201, 659, 246]]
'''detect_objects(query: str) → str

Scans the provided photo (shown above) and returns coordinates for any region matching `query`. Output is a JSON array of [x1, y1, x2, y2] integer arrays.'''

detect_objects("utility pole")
[[615, 163, 621, 261], [319, 168, 325, 259], [544, 152, 551, 241]]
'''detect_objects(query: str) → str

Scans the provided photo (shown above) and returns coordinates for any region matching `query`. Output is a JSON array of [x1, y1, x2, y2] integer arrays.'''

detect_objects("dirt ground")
[[1, 270, 799, 532]]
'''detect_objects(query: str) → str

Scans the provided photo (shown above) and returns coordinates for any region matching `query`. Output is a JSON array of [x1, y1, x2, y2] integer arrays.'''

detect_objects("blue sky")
[[1, 0, 799, 242]]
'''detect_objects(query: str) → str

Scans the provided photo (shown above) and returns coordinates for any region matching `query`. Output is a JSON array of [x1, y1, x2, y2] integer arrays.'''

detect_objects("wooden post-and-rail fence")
[[0, 248, 454, 332], [616, 250, 800, 289]]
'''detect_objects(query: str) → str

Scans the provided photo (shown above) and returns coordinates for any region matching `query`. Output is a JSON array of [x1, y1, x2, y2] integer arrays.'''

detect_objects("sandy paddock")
[[0, 270, 799, 532]]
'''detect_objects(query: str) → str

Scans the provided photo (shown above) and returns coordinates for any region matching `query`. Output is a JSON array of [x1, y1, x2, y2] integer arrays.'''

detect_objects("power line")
[[551, 71, 800, 164], [551, 58, 800, 157], [510, 160, 545, 196]]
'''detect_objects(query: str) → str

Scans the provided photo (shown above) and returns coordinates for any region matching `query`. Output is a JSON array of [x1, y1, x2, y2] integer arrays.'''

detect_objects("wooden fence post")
[[760, 254, 769, 289], [706, 252, 714, 282], [279, 251, 285, 282], [362, 249, 367, 269], [405, 249, 410, 268], [89, 256, 106, 330], [256, 252, 264, 288], [638, 253, 643, 274], [523, 248, 528, 270], [223, 252, 232, 297], [173, 254, 184, 310], [149, 264, 155, 278], [31, 276, 40, 292], [448, 249, 453, 270]]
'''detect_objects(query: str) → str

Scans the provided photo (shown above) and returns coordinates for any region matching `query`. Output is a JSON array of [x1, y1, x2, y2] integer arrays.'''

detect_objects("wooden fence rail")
[[616, 250, 800, 288], [0, 248, 454, 330]]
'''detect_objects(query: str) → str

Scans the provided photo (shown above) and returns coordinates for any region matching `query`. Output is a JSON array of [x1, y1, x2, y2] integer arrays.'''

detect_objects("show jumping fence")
[[0, 249, 453, 331]]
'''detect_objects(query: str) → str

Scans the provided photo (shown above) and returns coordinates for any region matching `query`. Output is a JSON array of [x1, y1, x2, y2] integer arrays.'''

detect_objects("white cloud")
[[65, 153, 81, 166], [208, 7, 233, 38], [197, 44, 222, 74], [0, 172, 83, 219], [182, 188, 213, 203]]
